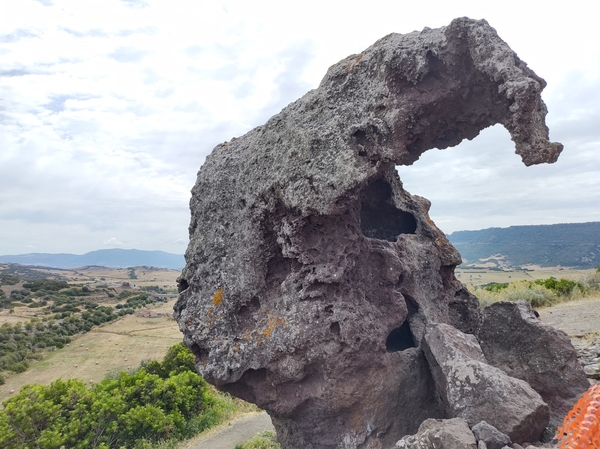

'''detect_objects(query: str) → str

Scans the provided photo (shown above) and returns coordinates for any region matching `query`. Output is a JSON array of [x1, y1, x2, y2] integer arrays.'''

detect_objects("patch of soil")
[[540, 296, 600, 337]]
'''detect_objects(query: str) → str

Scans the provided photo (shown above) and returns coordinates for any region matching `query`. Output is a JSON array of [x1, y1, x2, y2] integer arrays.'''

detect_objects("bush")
[[0, 345, 224, 449], [0, 274, 19, 285], [482, 282, 509, 293], [235, 430, 281, 449], [22, 279, 69, 292], [471, 280, 557, 308], [533, 277, 581, 296], [10, 289, 30, 301], [580, 271, 600, 292]]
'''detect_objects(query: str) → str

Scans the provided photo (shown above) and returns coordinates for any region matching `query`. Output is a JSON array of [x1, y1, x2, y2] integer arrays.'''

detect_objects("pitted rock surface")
[[176, 17, 562, 449]]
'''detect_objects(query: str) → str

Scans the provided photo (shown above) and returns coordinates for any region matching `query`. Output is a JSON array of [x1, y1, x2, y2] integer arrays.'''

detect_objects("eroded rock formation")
[[176, 17, 567, 449]]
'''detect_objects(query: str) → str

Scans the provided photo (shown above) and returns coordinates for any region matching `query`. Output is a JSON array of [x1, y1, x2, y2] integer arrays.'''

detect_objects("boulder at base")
[[422, 323, 549, 443], [478, 301, 590, 427]]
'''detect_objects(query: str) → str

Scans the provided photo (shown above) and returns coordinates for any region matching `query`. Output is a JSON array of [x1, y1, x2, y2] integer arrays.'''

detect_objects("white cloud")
[[0, 0, 599, 254], [103, 237, 124, 247]]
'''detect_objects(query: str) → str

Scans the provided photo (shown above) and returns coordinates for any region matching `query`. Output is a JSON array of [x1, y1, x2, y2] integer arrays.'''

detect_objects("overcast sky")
[[1, 0, 598, 255]]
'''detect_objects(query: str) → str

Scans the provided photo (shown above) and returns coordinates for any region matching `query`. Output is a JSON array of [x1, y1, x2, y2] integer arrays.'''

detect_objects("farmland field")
[[0, 265, 182, 404], [454, 267, 595, 286], [0, 300, 182, 403]]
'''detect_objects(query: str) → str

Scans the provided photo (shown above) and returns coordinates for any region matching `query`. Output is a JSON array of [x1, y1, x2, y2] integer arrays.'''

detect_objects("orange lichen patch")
[[558, 383, 600, 448], [346, 53, 364, 73], [212, 288, 223, 306], [261, 313, 286, 339]]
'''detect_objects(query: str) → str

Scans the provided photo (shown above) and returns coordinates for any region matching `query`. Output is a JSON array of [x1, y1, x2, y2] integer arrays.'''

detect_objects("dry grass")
[[455, 267, 596, 286], [0, 298, 182, 404], [19, 265, 181, 289]]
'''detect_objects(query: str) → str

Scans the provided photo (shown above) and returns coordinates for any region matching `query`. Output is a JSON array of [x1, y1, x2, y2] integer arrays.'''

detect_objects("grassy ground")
[[455, 267, 596, 286], [0, 297, 182, 404]]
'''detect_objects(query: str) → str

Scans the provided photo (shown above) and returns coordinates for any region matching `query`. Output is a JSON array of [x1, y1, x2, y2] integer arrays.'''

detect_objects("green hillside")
[[448, 222, 600, 268]]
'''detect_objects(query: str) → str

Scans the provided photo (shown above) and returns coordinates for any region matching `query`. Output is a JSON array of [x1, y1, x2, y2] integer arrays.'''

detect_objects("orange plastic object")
[[558, 383, 600, 448]]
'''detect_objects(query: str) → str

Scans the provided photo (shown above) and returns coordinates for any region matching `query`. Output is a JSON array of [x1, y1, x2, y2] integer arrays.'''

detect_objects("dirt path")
[[539, 296, 600, 336], [181, 412, 274, 449]]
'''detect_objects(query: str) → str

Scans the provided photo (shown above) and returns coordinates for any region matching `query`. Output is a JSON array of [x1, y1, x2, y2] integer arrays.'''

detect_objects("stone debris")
[[176, 17, 566, 449], [571, 333, 600, 383], [422, 323, 549, 443], [395, 418, 477, 449], [478, 301, 589, 427], [471, 421, 512, 449]]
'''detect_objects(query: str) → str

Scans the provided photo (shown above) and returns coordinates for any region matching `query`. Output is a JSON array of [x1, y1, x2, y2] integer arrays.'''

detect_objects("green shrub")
[[22, 279, 69, 292], [235, 430, 281, 449], [471, 280, 557, 308], [482, 282, 509, 293], [0, 345, 225, 449], [0, 274, 19, 285], [580, 272, 600, 292], [10, 289, 30, 301], [118, 290, 136, 299], [533, 277, 582, 296]]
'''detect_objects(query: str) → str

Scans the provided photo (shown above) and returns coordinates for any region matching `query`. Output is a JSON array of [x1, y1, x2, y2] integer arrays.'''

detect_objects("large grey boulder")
[[175, 17, 561, 449], [478, 301, 589, 426], [395, 418, 477, 449], [422, 323, 549, 443]]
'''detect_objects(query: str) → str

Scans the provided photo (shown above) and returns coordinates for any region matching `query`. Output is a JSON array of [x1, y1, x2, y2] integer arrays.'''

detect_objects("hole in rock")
[[177, 278, 189, 293], [266, 243, 292, 289], [330, 322, 340, 336], [360, 179, 417, 241], [386, 321, 417, 353], [189, 343, 208, 365], [238, 296, 261, 319], [222, 368, 267, 404], [353, 129, 368, 146]]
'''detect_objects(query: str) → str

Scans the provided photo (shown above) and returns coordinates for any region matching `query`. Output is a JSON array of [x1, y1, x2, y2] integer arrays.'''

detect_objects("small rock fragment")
[[472, 421, 512, 449], [396, 418, 477, 449]]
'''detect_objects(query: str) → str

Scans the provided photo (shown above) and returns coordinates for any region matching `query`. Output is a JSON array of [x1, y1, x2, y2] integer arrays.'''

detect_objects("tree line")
[[0, 277, 166, 382]]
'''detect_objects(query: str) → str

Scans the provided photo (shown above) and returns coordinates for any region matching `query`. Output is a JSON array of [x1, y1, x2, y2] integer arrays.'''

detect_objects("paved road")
[[186, 412, 274, 449]]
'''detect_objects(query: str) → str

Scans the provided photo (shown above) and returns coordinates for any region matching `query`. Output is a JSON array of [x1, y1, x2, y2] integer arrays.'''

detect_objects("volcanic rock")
[[422, 323, 549, 443], [471, 421, 512, 449], [395, 418, 477, 449], [175, 17, 562, 449], [478, 301, 590, 427]]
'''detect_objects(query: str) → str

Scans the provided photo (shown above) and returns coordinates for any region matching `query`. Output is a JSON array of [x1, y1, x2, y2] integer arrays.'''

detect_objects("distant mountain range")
[[447, 222, 600, 269], [2, 222, 599, 271], [0, 249, 185, 270]]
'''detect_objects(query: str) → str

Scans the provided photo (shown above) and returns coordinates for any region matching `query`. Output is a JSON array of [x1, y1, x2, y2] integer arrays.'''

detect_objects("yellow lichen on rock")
[[212, 288, 223, 306]]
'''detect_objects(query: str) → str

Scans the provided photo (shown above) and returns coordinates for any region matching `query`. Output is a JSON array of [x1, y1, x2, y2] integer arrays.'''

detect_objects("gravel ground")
[[540, 296, 600, 384]]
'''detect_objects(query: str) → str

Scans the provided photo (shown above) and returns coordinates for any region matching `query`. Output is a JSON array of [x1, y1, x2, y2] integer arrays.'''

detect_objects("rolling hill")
[[447, 222, 600, 269], [0, 249, 185, 270]]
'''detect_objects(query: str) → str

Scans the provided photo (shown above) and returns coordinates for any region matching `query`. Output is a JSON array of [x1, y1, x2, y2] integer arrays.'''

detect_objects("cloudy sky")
[[1, 0, 598, 255]]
